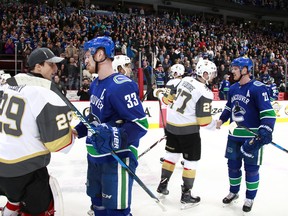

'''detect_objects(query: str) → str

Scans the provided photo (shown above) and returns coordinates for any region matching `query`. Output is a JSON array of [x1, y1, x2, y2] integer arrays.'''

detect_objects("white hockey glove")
[[153, 88, 165, 98]]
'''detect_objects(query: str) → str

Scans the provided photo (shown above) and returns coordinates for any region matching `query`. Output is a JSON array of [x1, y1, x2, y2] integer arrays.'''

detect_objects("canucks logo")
[[232, 101, 246, 122], [114, 75, 131, 84]]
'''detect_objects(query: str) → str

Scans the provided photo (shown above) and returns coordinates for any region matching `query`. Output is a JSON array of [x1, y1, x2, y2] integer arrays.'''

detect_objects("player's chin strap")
[[237, 67, 249, 82], [93, 54, 108, 74]]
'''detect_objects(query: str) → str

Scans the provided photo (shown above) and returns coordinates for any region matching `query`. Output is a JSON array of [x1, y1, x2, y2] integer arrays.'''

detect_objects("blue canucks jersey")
[[266, 83, 279, 102], [219, 80, 230, 93], [75, 73, 148, 163], [219, 80, 276, 141]]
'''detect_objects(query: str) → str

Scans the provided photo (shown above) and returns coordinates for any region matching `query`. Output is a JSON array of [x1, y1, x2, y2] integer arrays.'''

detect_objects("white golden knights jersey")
[[159, 76, 214, 135], [0, 74, 74, 177]]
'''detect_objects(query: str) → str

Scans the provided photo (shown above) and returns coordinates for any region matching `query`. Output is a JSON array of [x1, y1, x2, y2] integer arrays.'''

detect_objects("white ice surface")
[[1, 124, 288, 216]]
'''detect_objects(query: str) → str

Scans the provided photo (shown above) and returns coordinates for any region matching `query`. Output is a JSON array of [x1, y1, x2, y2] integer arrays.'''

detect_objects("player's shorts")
[[86, 156, 137, 210], [225, 139, 263, 165], [165, 130, 201, 161], [0, 167, 53, 214]]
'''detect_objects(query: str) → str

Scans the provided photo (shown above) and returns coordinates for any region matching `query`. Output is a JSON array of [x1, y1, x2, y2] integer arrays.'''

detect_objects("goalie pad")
[[49, 175, 64, 216]]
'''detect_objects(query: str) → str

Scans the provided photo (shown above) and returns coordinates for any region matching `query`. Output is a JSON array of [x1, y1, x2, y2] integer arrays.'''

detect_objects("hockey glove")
[[87, 123, 128, 154], [241, 125, 273, 158], [153, 88, 165, 98], [256, 125, 273, 147]]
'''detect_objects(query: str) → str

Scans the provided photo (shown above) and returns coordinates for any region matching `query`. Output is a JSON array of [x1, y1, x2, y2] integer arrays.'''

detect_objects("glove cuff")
[[259, 125, 273, 133]]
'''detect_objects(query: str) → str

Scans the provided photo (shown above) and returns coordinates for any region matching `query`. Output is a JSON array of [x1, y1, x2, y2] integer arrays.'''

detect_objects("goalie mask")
[[196, 59, 217, 83], [112, 55, 131, 76], [170, 64, 185, 78]]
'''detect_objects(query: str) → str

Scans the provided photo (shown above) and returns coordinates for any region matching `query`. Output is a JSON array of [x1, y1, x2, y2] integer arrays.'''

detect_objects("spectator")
[[143, 60, 156, 100], [4, 38, 15, 54], [53, 74, 67, 96], [65, 41, 78, 59], [154, 63, 166, 88], [77, 77, 90, 101], [121, 42, 128, 55], [66, 57, 79, 90]]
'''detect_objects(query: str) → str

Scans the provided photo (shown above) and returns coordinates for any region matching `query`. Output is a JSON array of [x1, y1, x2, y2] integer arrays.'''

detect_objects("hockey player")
[[216, 57, 276, 213], [156, 63, 185, 164], [219, 74, 230, 100], [72, 36, 148, 216], [112, 54, 132, 77], [154, 63, 185, 106], [153, 60, 217, 209], [265, 77, 279, 102], [0, 47, 75, 216]]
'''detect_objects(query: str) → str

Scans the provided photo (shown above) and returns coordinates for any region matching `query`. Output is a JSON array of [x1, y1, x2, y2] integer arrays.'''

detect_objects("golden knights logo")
[[271, 101, 281, 117]]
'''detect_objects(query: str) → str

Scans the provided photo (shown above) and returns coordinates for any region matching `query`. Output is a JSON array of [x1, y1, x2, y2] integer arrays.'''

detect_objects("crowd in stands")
[[231, 0, 288, 10], [0, 1, 288, 95]]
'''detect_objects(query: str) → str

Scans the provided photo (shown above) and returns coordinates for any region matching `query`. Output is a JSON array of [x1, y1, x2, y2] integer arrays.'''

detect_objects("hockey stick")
[[52, 85, 166, 212], [229, 121, 288, 154], [138, 136, 166, 159], [141, 88, 151, 102], [158, 99, 166, 129]]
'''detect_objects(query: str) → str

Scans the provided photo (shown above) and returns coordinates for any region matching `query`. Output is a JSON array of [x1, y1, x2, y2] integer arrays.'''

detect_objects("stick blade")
[[155, 199, 167, 212]]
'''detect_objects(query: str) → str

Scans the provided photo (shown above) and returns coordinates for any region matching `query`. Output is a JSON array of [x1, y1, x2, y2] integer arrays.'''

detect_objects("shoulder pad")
[[253, 80, 265, 87], [113, 74, 131, 84]]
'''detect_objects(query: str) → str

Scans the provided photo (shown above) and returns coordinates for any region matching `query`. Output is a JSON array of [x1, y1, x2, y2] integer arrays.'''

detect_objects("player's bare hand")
[[216, 120, 223, 129], [72, 129, 78, 138]]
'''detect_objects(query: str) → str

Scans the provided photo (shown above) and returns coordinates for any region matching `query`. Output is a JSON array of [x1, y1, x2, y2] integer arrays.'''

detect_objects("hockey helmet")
[[231, 57, 253, 72], [196, 59, 217, 81], [84, 36, 115, 59], [170, 64, 185, 78], [112, 55, 131, 72], [240, 46, 249, 56], [269, 77, 274, 83]]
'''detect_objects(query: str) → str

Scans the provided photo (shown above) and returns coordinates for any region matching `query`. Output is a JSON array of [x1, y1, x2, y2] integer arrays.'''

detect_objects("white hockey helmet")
[[0, 72, 11, 84], [112, 55, 131, 73], [170, 64, 185, 78], [196, 59, 217, 81], [91, 73, 98, 80]]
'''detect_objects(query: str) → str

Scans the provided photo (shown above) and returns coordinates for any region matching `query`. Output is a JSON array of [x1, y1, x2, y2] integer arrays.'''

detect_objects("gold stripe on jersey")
[[44, 130, 73, 152], [0, 150, 50, 163], [167, 121, 198, 126], [197, 116, 212, 126]]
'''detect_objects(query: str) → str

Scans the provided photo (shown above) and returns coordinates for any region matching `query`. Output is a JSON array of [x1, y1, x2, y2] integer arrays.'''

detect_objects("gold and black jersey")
[[0, 74, 74, 177]]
